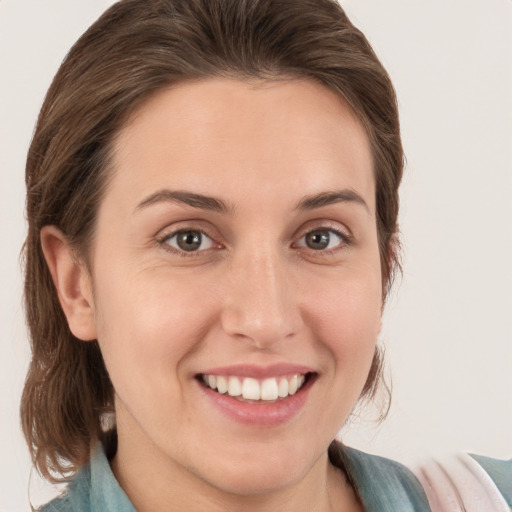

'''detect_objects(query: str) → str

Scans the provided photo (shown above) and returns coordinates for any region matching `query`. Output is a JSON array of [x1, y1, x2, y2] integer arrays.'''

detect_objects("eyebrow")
[[135, 189, 232, 214], [296, 189, 370, 213], [134, 187, 369, 215]]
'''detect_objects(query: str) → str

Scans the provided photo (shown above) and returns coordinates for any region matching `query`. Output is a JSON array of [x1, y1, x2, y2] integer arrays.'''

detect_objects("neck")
[[110, 424, 361, 512]]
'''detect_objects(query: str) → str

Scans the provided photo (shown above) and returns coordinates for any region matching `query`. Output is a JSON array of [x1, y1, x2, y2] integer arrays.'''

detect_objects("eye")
[[296, 228, 346, 251], [162, 229, 214, 253]]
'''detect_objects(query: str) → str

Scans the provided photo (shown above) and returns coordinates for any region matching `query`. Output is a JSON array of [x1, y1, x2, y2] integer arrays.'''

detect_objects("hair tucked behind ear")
[[21, 0, 402, 482]]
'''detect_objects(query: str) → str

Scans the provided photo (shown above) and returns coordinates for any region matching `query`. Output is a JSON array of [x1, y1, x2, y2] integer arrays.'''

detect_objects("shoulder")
[[470, 453, 512, 505], [414, 452, 512, 512], [37, 442, 136, 512], [339, 445, 512, 512], [37, 465, 92, 512], [336, 444, 431, 511]]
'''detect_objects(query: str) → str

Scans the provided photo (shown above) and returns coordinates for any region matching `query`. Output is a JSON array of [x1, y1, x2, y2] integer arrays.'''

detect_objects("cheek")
[[302, 267, 382, 368], [91, 266, 219, 387], [298, 266, 382, 433]]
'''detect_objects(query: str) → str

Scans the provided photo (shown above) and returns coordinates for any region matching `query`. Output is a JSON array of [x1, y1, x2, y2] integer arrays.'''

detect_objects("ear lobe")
[[40, 225, 97, 341]]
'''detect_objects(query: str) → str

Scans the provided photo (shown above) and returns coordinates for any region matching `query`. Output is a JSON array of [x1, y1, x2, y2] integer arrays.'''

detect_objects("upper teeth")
[[202, 374, 306, 401]]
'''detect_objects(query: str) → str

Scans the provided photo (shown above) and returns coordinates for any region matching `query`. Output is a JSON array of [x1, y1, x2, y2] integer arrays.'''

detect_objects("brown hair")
[[21, 0, 403, 482]]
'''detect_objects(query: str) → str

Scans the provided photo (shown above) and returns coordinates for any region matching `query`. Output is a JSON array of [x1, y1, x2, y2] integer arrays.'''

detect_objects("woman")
[[17, 0, 511, 510]]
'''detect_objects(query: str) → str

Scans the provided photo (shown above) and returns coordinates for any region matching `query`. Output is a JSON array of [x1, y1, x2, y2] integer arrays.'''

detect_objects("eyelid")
[[157, 223, 224, 256], [296, 229, 348, 248], [164, 230, 213, 249], [292, 221, 354, 253], [294, 219, 352, 240]]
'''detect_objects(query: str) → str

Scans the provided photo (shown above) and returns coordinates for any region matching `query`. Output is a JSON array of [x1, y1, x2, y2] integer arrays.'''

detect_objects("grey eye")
[[165, 230, 214, 252], [298, 229, 343, 251]]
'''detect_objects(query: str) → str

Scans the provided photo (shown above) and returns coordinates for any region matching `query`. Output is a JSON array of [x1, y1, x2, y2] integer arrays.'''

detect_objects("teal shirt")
[[470, 453, 512, 507], [39, 444, 135, 512], [39, 443, 511, 511]]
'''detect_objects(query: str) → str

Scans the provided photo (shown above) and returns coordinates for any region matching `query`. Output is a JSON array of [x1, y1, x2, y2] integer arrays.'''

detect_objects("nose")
[[221, 248, 302, 349]]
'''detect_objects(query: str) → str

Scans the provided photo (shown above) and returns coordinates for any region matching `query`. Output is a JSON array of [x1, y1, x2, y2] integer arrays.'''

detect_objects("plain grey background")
[[1, 1, 511, 511]]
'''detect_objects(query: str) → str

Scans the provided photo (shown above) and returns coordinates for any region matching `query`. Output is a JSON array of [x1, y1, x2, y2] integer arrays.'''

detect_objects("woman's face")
[[87, 78, 382, 495]]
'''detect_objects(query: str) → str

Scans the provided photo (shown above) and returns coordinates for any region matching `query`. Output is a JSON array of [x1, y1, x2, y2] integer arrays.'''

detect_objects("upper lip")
[[197, 363, 315, 379]]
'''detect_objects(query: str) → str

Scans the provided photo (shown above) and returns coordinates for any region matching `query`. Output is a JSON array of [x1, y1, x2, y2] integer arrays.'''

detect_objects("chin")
[[185, 437, 322, 497], [205, 461, 307, 497]]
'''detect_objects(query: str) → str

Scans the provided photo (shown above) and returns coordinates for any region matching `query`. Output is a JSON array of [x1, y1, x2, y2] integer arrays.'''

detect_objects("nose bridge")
[[221, 242, 300, 347]]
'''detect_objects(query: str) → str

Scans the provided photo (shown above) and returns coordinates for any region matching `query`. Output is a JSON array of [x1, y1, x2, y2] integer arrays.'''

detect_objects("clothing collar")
[[85, 442, 431, 511], [88, 442, 136, 512]]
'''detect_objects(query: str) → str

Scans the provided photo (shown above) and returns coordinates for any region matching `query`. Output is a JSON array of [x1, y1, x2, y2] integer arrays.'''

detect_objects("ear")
[[40, 225, 97, 341]]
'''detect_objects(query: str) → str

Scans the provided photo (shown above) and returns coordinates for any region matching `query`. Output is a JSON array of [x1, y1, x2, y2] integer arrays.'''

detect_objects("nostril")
[[220, 260, 302, 346], [220, 307, 301, 349]]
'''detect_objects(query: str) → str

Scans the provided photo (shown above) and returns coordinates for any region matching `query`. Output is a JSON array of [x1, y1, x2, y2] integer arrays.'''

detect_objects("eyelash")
[[158, 229, 219, 257], [294, 227, 353, 255], [157, 225, 353, 257]]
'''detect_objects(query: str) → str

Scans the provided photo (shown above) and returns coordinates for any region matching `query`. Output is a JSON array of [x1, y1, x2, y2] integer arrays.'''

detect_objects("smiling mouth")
[[198, 373, 312, 402]]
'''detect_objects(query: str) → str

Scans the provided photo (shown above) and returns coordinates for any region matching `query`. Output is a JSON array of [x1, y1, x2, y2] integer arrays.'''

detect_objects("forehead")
[[109, 78, 375, 210]]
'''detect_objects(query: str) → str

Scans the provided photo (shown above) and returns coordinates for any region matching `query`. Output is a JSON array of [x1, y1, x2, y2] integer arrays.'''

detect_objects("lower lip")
[[197, 376, 314, 426]]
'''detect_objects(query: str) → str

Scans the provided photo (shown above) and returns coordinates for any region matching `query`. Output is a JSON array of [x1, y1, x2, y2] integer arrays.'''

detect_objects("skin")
[[42, 78, 383, 511]]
